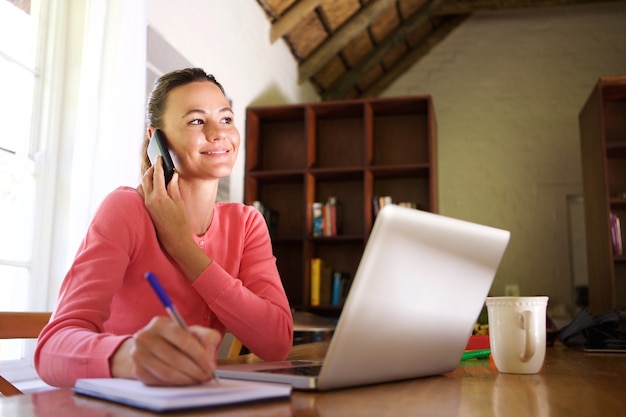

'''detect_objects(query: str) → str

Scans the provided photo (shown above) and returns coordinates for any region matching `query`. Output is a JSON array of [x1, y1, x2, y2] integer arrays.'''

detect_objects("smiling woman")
[[35, 68, 294, 389]]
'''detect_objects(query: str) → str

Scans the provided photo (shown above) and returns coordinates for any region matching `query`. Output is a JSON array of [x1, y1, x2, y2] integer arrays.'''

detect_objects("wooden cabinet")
[[244, 96, 437, 316], [579, 75, 626, 314]]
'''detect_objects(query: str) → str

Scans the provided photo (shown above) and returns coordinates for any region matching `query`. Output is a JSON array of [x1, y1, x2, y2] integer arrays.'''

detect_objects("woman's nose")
[[204, 122, 224, 141]]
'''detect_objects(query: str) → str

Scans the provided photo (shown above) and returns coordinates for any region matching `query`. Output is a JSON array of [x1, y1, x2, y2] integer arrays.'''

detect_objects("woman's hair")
[[140, 68, 225, 174]]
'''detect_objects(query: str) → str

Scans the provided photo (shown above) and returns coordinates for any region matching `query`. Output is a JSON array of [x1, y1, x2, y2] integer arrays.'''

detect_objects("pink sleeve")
[[35, 188, 145, 387], [193, 207, 293, 361]]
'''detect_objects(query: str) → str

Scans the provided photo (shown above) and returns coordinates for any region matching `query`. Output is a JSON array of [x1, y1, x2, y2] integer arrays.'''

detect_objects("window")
[[0, 0, 48, 383], [0, 0, 146, 392]]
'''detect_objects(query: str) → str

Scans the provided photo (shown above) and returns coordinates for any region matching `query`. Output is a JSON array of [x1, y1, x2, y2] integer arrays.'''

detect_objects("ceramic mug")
[[486, 296, 549, 374]]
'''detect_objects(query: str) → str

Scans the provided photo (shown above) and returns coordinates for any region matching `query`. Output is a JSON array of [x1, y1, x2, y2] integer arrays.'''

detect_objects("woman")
[[35, 68, 293, 388]]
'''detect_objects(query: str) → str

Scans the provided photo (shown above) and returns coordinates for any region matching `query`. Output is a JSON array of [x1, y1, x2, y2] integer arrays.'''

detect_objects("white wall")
[[147, 0, 318, 203], [383, 2, 626, 312]]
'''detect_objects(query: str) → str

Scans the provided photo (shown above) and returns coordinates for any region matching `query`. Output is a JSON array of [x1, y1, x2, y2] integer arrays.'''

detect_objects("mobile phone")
[[147, 129, 176, 187]]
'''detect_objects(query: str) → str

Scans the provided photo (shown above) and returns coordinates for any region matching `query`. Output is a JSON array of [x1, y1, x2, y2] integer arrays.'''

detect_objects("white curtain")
[[45, 0, 147, 305]]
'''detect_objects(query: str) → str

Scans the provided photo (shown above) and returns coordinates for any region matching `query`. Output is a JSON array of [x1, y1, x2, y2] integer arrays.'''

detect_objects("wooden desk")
[[1, 342, 624, 416]]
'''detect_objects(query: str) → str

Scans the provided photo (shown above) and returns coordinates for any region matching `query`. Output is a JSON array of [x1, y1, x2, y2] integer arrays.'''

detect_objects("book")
[[73, 377, 291, 412], [252, 201, 279, 237], [610, 212, 623, 256], [320, 264, 333, 306], [331, 271, 352, 306], [310, 258, 322, 306], [322, 202, 333, 236], [317, 197, 342, 237], [331, 271, 343, 306], [311, 202, 323, 237], [372, 195, 381, 219], [339, 274, 352, 305], [372, 195, 392, 221]]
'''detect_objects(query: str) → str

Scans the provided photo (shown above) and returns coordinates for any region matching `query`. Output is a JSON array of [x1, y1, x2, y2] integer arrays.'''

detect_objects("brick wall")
[[382, 2, 626, 312]]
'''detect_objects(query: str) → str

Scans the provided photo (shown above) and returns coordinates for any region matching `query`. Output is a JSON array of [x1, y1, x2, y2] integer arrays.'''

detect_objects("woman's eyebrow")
[[180, 109, 205, 119], [181, 107, 233, 118]]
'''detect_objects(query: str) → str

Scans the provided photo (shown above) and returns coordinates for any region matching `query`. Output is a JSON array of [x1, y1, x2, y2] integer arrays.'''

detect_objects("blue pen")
[[145, 271, 220, 383], [145, 271, 188, 330]]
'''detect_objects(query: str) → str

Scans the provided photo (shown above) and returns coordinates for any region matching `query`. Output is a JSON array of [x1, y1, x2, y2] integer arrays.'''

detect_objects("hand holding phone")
[[147, 129, 176, 187]]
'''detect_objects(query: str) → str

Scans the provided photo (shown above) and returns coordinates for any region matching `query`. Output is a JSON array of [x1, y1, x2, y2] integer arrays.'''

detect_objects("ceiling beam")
[[436, 0, 626, 14], [298, 0, 397, 83], [359, 15, 467, 99], [321, 0, 448, 101], [270, 0, 323, 43]]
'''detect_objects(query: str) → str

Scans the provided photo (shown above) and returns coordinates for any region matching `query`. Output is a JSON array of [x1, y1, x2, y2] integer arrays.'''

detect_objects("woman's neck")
[[178, 178, 219, 236]]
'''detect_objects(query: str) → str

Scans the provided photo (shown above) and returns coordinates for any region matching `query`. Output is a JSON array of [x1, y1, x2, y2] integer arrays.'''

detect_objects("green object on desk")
[[461, 349, 491, 361]]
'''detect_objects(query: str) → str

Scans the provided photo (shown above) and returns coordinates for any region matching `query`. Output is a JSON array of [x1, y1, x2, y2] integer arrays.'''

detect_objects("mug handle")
[[517, 310, 536, 362]]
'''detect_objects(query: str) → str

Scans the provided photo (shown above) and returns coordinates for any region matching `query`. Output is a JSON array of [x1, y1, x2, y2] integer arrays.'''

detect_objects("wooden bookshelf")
[[579, 75, 626, 314], [244, 96, 437, 317]]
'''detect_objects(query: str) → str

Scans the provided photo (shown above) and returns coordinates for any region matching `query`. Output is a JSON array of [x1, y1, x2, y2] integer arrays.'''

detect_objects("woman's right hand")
[[138, 157, 190, 254], [110, 316, 222, 386]]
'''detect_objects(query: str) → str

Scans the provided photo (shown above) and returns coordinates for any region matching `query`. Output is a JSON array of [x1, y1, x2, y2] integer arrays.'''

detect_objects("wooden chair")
[[0, 312, 242, 396], [227, 336, 243, 358], [218, 332, 243, 359], [0, 312, 51, 396]]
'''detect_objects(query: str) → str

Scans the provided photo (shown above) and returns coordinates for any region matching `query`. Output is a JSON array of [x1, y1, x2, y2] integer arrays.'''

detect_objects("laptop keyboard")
[[258, 365, 323, 377]]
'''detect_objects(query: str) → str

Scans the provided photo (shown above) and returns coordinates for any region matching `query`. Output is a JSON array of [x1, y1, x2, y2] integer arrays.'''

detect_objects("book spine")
[[322, 197, 340, 236], [618, 215, 623, 256], [253, 200, 278, 236], [331, 271, 342, 306], [339, 274, 352, 305], [312, 202, 323, 237], [310, 258, 322, 306], [381, 195, 392, 208], [372, 195, 380, 220], [611, 212, 623, 256], [328, 196, 340, 235], [320, 265, 332, 306], [322, 203, 331, 236]]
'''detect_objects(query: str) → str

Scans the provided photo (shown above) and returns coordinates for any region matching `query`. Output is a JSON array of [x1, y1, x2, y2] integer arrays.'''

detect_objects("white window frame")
[[0, 0, 67, 393], [1, 0, 146, 393]]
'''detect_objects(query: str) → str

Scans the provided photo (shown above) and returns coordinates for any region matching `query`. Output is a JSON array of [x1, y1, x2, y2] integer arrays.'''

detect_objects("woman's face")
[[159, 80, 240, 181]]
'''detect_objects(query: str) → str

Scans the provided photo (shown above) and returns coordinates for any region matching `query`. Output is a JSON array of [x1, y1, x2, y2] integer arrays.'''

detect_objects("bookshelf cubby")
[[245, 96, 437, 317], [579, 75, 626, 314]]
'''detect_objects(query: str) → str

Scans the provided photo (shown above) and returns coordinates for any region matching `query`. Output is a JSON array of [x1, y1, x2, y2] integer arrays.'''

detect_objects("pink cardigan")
[[35, 187, 293, 387]]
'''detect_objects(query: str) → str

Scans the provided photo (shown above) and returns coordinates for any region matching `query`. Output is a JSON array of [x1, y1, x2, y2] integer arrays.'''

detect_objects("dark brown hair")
[[140, 68, 225, 174]]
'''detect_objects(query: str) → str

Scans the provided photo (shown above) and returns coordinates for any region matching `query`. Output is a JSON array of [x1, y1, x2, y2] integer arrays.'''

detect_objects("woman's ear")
[[147, 127, 155, 139]]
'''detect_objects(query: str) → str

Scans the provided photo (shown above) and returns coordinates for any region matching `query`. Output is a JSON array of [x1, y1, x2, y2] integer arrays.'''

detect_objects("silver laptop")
[[217, 204, 510, 390]]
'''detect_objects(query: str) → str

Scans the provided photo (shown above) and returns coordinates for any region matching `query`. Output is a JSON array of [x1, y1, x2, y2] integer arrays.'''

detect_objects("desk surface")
[[2, 342, 625, 417]]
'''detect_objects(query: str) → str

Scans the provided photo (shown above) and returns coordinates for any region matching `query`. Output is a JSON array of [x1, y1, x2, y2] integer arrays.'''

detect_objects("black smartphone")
[[147, 129, 176, 187]]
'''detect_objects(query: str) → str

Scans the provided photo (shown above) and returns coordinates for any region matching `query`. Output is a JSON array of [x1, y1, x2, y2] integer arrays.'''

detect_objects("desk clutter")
[[559, 308, 626, 352], [468, 303, 626, 354], [5, 340, 622, 417]]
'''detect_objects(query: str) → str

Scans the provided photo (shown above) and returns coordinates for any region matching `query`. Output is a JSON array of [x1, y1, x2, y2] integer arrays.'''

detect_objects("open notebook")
[[73, 378, 291, 412], [217, 204, 510, 390]]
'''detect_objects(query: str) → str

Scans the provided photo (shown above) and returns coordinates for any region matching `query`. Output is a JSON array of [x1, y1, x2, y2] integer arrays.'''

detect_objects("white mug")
[[486, 296, 549, 374]]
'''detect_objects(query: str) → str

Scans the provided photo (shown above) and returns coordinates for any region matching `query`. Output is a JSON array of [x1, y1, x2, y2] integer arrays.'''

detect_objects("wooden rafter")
[[297, 0, 398, 83], [322, 0, 448, 101], [437, 0, 626, 14], [270, 0, 323, 43], [359, 14, 468, 99], [258, 0, 626, 100]]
